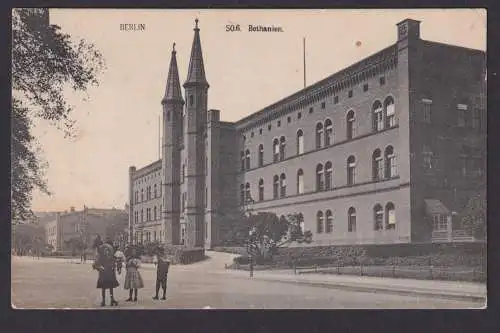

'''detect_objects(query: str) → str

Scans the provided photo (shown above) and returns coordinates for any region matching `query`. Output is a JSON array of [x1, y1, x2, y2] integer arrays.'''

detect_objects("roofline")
[[421, 39, 486, 55], [234, 43, 398, 128], [132, 159, 162, 179]]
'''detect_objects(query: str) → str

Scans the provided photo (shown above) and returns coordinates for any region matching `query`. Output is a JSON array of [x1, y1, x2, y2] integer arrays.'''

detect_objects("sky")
[[27, 9, 486, 212]]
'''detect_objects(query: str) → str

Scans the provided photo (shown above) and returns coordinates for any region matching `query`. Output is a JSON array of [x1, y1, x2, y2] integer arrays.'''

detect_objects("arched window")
[[374, 204, 383, 231], [325, 210, 333, 233], [141, 209, 144, 222], [386, 202, 396, 230], [245, 182, 251, 202], [154, 206, 157, 220], [325, 119, 333, 146], [258, 178, 264, 201], [384, 96, 396, 128], [141, 189, 144, 202], [346, 111, 356, 139], [372, 100, 383, 131], [372, 149, 383, 181], [325, 162, 333, 190], [297, 169, 304, 194], [245, 149, 251, 170], [348, 207, 356, 232], [316, 164, 324, 191], [279, 136, 286, 161], [385, 146, 397, 178], [315, 122, 324, 149], [316, 211, 324, 233], [347, 156, 356, 185], [273, 138, 280, 163], [182, 164, 186, 182], [258, 144, 264, 167], [297, 130, 304, 155], [240, 151, 245, 171], [273, 175, 279, 199], [280, 173, 287, 198], [154, 184, 157, 198], [240, 184, 245, 204]]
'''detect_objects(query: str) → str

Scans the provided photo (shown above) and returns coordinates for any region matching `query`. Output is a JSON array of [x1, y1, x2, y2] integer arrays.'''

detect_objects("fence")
[[292, 264, 486, 282]]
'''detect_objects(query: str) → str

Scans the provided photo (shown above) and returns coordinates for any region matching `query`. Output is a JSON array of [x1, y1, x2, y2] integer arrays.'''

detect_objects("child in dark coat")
[[153, 247, 170, 300]]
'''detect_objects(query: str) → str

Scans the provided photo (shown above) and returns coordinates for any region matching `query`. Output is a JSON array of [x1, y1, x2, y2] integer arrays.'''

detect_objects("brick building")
[[128, 18, 486, 249], [44, 206, 128, 252]]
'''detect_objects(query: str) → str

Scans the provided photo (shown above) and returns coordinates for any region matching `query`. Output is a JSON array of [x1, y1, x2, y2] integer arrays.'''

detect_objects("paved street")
[[11, 252, 484, 309]]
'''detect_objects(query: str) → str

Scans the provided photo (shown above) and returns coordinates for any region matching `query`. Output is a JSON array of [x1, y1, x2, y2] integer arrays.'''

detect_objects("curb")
[[246, 276, 486, 303]]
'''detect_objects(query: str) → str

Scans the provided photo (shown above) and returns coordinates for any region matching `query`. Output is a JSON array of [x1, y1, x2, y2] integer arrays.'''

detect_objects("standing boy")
[[153, 247, 170, 300]]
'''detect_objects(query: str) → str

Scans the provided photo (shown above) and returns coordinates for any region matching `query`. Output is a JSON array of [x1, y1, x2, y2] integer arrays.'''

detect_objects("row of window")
[[240, 146, 397, 204], [134, 184, 162, 204], [47, 226, 57, 236], [315, 203, 396, 234], [243, 76, 388, 140], [134, 229, 164, 244], [240, 99, 396, 171], [421, 99, 484, 130], [134, 171, 161, 185], [422, 145, 484, 176], [134, 205, 162, 223]]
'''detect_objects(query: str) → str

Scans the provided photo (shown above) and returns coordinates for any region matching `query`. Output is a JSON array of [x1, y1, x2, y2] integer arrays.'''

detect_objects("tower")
[[162, 42, 184, 245], [183, 19, 209, 248]]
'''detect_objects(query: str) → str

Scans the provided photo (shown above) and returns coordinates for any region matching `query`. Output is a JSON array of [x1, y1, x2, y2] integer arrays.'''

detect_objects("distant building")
[[129, 18, 486, 249], [44, 207, 128, 252]]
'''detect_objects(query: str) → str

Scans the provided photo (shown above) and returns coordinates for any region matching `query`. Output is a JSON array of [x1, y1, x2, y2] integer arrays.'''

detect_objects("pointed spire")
[[184, 18, 209, 88], [162, 42, 184, 104]]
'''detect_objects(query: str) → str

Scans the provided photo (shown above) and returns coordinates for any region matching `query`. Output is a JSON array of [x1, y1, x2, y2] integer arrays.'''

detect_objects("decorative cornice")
[[235, 44, 398, 132]]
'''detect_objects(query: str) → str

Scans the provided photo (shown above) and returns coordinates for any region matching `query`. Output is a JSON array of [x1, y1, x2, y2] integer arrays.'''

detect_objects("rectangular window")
[[388, 210, 396, 226], [334, 96, 339, 104], [457, 104, 468, 127], [348, 90, 353, 98], [374, 108, 383, 131], [205, 222, 208, 240], [422, 99, 432, 123], [472, 108, 481, 130], [277, 120, 281, 127], [379, 76, 386, 86], [386, 103, 396, 127], [363, 84, 369, 92], [321, 102, 326, 109], [309, 107, 313, 114], [287, 116, 291, 123]]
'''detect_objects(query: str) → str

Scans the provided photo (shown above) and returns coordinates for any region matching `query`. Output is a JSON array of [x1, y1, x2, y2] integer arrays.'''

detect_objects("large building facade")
[[45, 206, 128, 251], [129, 18, 486, 249]]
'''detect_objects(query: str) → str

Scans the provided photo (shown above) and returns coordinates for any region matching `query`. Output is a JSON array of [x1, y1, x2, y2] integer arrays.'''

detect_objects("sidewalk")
[[216, 268, 487, 303]]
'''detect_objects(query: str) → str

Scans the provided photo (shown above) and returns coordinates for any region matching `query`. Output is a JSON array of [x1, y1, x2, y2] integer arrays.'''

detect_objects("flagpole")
[[303, 37, 306, 88]]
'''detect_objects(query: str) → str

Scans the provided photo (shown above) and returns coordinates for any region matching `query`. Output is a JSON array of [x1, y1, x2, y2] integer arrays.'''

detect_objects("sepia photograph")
[[11, 8, 486, 309]]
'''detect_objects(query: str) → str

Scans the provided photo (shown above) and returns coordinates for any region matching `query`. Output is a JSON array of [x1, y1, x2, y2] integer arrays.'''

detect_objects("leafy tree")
[[244, 212, 312, 263], [461, 190, 486, 239], [12, 8, 105, 222]]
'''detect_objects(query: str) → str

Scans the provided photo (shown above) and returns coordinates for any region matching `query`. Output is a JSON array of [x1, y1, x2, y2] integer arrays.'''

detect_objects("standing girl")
[[124, 246, 144, 302], [93, 238, 119, 307]]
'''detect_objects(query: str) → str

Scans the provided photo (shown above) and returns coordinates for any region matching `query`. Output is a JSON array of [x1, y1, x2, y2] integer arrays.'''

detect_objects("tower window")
[[189, 94, 194, 106]]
